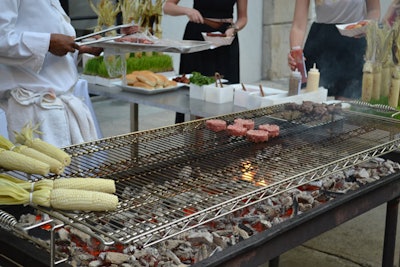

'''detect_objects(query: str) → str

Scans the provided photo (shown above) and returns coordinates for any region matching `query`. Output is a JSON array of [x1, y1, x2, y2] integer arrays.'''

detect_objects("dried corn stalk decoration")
[[372, 23, 393, 100], [88, 0, 121, 35], [390, 20, 400, 107], [362, 22, 377, 102], [380, 25, 394, 98]]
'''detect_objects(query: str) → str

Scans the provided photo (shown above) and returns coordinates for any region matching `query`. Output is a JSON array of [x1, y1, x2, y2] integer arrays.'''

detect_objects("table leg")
[[382, 198, 399, 267], [130, 103, 139, 132]]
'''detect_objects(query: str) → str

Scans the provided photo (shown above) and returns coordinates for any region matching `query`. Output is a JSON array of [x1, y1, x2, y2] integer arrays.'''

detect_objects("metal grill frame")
[[1, 104, 400, 256]]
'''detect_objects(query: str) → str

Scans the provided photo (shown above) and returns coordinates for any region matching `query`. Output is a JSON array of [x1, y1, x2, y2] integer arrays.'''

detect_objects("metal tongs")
[[74, 23, 136, 45]]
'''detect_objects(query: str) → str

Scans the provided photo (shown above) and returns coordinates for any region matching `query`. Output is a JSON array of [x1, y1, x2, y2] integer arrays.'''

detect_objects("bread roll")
[[136, 71, 158, 87], [154, 73, 169, 87], [132, 81, 154, 89], [126, 73, 138, 85]]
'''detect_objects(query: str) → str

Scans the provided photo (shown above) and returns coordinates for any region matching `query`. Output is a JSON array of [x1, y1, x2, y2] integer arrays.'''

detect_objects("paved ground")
[[91, 80, 400, 267]]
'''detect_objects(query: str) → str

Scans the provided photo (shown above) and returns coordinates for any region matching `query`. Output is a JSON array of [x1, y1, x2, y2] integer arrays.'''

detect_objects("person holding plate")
[[163, 0, 248, 123], [288, 0, 380, 100]]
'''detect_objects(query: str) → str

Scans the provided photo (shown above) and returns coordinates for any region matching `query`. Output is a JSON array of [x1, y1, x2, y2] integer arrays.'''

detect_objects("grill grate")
[[3, 103, 400, 248]]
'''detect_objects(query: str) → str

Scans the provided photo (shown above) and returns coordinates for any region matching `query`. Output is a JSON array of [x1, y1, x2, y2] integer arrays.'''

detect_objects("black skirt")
[[179, 21, 240, 83], [303, 22, 367, 99]]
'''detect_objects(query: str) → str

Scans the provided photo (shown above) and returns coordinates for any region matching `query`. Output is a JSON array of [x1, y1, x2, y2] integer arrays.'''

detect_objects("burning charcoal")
[[212, 232, 229, 249], [233, 225, 250, 239], [296, 192, 314, 205], [187, 231, 213, 245], [88, 259, 103, 267], [165, 249, 183, 265], [354, 168, 370, 179], [194, 244, 211, 263]]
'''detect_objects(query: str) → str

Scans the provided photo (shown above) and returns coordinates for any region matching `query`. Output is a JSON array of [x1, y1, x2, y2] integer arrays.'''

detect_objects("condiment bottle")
[[289, 69, 302, 96], [306, 63, 320, 92], [290, 46, 307, 84]]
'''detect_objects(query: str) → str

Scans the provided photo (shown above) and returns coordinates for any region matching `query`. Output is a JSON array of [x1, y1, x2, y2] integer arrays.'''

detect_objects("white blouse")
[[0, 0, 79, 95], [315, 0, 367, 24]]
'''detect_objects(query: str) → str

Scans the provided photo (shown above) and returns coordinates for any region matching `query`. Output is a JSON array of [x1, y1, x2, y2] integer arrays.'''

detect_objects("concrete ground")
[[91, 80, 400, 267]]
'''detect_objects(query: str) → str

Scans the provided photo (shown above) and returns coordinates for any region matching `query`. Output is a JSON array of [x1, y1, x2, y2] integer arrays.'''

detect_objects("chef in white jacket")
[[0, 0, 102, 147]]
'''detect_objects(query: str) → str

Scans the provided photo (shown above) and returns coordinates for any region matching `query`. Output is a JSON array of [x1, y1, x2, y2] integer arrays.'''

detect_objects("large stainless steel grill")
[[1, 102, 400, 265]]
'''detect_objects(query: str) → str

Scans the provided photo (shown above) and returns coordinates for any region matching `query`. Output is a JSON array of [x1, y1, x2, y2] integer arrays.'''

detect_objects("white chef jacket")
[[0, 0, 98, 147]]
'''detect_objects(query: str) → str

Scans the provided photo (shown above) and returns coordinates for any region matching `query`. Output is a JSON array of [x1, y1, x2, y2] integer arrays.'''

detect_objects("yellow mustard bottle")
[[306, 63, 320, 92]]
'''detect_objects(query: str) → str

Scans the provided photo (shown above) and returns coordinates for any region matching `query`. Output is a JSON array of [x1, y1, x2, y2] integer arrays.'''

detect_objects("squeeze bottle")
[[290, 46, 307, 83], [289, 69, 302, 96], [306, 63, 320, 92]]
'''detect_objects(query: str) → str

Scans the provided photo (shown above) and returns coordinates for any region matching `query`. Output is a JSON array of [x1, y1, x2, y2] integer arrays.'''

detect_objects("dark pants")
[[303, 23, 366, 99]]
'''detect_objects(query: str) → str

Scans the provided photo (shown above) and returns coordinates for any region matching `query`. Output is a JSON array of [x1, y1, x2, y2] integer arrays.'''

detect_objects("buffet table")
[[88, 83, 246, 131]]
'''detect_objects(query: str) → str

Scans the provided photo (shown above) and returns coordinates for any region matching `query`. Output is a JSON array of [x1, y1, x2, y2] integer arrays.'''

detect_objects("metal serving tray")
[[86, 39, 213, 54]]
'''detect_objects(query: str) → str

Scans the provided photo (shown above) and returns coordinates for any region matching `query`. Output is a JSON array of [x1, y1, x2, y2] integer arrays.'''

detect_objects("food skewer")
[[215, 72, 224, 88], [259, 84, 265, 97]]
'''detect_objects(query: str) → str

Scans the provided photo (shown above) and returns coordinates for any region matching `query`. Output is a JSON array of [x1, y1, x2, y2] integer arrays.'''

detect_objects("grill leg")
[[269, 256, 279, 267], [382, 198, 399, 267]]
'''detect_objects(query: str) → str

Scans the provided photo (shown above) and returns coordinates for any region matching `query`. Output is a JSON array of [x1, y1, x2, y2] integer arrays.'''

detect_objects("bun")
[[136, 71, 158, 87], [132, 81, 154, 89], [126, 73, 138, 85], [154, 73, 169, 87]]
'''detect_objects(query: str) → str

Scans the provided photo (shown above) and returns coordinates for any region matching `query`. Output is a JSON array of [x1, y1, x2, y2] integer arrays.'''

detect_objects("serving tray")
[[86, 39, 212, 54], [115, 81, 186, 95]]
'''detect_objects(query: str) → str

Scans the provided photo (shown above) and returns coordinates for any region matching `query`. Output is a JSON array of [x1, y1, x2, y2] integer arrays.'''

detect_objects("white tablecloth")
[[0, 78, 102, 141]]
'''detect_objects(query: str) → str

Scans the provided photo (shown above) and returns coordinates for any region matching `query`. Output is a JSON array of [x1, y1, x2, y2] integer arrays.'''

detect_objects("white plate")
[[116, 81, 186, 95], [336, 21, 369, 37]]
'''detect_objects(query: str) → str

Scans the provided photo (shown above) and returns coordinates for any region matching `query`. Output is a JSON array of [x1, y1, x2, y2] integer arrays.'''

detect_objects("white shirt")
[[0, 0, 79, 95], [315, 0, 367, 24]]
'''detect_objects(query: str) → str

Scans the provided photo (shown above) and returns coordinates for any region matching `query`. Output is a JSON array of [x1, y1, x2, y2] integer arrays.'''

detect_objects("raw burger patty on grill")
[[246, 129, 269, 143], [234, 118, 255, 130], [227, 124, 248, 136], [258, 124, 280, 137], [205, 119, 227, 132]]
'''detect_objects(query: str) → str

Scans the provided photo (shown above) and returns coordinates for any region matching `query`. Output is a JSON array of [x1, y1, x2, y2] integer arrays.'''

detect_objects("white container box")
[[259, 87, 328, 107], [189, 84, 206, 100], [204, 84, 234, 103], [232, 84, 286, 108]]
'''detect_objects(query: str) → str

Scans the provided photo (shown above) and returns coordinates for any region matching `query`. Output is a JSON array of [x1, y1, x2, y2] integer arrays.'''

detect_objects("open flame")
[[241, 161, 268, 187]]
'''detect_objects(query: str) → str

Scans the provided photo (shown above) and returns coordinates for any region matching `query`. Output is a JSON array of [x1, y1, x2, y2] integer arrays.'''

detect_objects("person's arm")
[[366, 0, 381, 21], [288, 0, 310, 70], [163, 0, 204, 24], [225, 0, 248, 37]]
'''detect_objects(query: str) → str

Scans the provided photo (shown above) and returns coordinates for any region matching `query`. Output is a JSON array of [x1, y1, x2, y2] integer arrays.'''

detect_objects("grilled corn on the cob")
[[0, 148, 50, 176], [14, 123, 71, 166], [53, 178, 116, 193]]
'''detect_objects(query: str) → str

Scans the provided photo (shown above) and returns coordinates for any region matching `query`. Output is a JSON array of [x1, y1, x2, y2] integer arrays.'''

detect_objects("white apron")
[[3, 87, 98, 147]]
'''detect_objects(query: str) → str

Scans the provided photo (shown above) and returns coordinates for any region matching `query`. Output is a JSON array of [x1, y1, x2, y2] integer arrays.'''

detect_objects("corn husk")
[[0, 174, 53, 191], [88, 0, 121, 34], [362, 60, 374, 102], [372, 62, 382, 100], [375, 25, 394, 99], [389, 66, 400, 107]]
